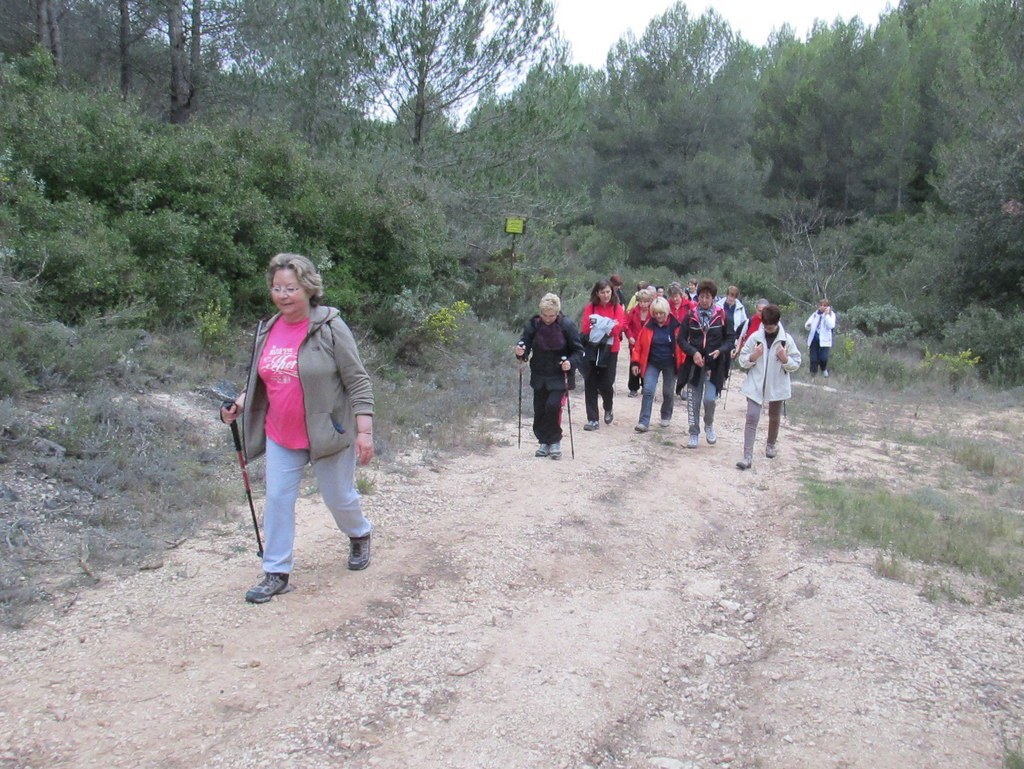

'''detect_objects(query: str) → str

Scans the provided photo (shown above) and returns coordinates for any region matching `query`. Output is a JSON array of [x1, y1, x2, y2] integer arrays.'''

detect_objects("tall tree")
[[364, 0, 556, 145], [584, 4, 764, 267]]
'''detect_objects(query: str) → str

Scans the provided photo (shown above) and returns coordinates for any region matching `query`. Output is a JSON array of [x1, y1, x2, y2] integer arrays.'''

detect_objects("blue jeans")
[[687, 371, 718, 435], [638, 360, 676, 426], [263, 437, 371, 575]]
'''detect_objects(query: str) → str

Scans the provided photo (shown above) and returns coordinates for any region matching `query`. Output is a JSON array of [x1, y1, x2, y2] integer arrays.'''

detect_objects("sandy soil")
[[1, 358, 1022, 769]]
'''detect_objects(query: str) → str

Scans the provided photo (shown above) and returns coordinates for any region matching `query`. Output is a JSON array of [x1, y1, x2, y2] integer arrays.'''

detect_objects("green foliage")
[[920, 347, 981, 390], [423, 301, 471, 346], [844, 303, 921, 345], [826, 333, 914, 387], [942, 307, 1024, 386]]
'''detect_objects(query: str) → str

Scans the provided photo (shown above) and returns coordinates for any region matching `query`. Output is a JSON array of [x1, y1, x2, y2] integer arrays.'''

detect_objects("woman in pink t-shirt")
[[221, 253, 375, 604]]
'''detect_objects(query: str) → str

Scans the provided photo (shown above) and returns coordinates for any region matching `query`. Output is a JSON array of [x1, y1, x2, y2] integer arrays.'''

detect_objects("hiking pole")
[[211, 381, 264, 558], [517, 364, 523, 449], [562, 357, 575, 459]]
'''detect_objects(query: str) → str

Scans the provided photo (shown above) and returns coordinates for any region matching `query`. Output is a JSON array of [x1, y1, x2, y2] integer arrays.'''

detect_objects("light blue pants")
[[687, 372, 718, 435], [638, 360, 676, 426], [262, 437, 371, 575]]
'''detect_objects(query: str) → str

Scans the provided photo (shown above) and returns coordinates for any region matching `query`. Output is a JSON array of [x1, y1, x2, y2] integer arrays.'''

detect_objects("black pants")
[[809, 338, 831, 374], [584, 351, 618, 422], [533, 386, 565, 444]]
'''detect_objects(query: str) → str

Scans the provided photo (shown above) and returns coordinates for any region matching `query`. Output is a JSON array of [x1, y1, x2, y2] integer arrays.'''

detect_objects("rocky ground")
[[1, 360, 1022, 769]]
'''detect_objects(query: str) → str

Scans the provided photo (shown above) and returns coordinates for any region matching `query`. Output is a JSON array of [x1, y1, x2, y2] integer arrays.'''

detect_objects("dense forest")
[[1, 0, 1023, 385]]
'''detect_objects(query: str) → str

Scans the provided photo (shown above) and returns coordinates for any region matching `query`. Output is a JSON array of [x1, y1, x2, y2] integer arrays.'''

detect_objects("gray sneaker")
[[765, 443, 778, 459], [583, 421, 599, 431], [549, 442, 562, 459], [634, 423, 649, 433], [245, 572, 291, 604], [705, 426, 718, 444], [687, 434, 700, 449], [736, 454, 752, 470], [604, 409, 613, 424], [348, 534, 372, 571], [535, 443, 550, 457], [659, 418, 671, 428]]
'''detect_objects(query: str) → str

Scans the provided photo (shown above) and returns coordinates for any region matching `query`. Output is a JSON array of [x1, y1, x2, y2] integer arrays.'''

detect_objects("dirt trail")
[[2, 358, 1022, 768]]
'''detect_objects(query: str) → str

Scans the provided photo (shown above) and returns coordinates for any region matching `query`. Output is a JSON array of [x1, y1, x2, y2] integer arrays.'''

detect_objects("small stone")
[[743, 612, 756, 622]]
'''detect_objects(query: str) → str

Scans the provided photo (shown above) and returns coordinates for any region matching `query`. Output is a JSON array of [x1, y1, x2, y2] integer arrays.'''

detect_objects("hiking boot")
[[628, 390, 639, 398], [548, 442, 562, 460], [348, 534, 372, 571], [736, 454, 753, 470], [659, 418, 671, 428], [604, 410, 613, 424], [245, 572, 290, 604], [583, 421, 599, 431], [634, 423, 649, 433], [765, 443, 778, 459], [705, 426, 718, 444], [535, 443, 550, 457], [687, 434, 700, 449]]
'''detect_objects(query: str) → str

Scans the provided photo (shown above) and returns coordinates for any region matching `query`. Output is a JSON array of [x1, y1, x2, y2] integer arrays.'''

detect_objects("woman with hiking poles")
[[580, 279, 627, 431], [678, 279, 735, 449], [515, 293, 585, 460], [220, 253, 375, 604]]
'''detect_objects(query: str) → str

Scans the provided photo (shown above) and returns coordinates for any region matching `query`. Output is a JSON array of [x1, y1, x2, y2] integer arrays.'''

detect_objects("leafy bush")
[[920, 348, 981, 391], [943, 307, 1024, 386], [844, 302, 921, 345]]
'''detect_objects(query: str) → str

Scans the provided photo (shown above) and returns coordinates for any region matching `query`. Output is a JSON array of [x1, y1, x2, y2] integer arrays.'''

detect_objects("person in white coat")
[[804, 298, 837, 377], [736, 305, 801, 469]]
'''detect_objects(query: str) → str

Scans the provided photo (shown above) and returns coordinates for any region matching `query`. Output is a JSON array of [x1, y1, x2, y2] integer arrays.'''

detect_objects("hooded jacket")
[[678, 303, 735, 391], [241, 305, 373, 463], [739, 322, 802, 405]]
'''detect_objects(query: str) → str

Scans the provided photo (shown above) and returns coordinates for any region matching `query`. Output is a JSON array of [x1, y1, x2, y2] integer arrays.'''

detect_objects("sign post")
[[504, 216, 525, 268]]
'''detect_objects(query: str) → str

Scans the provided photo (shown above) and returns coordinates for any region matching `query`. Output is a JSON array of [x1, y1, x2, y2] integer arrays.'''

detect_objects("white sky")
[[554, 0, 896, 69]]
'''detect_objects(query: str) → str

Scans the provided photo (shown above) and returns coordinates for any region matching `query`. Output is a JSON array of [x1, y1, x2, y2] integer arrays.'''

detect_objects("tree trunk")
[[119, 0, 132, 99], [189, 0, 201, 112], [47, 1, 63, 72], [36, 0, 51, 51], [168, 1, 191, 123]]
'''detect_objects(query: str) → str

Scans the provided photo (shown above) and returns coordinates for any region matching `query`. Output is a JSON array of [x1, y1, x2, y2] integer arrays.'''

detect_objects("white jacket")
[[716, 297, 749, 338], [804, 309, 837, 347], [739, 323, 802, 405]]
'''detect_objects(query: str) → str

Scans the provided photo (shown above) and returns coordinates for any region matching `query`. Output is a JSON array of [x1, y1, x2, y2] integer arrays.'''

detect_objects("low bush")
[[943, 307, 1024, 386]]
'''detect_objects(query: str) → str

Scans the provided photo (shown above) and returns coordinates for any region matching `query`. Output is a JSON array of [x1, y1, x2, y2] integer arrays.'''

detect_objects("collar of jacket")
[[264, 305, 340, 341]]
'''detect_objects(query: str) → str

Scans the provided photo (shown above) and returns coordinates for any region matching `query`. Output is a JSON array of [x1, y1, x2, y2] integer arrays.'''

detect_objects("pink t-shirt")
[[259, 318, 310, 450]]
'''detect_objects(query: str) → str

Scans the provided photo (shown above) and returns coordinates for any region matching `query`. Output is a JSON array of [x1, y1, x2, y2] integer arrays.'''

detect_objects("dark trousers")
[[809, 338, 831, 374], [533, 386, 565, 444], [584, 351, 618, 421]]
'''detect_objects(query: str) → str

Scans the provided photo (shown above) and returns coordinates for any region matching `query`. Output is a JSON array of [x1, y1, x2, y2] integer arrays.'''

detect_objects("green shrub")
[[844, 303, 921, 345], [943, 307, 1024, 386]]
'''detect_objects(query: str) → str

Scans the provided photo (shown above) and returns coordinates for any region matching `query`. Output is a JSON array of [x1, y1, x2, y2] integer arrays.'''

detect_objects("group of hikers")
[[515, 276, 838, 471]]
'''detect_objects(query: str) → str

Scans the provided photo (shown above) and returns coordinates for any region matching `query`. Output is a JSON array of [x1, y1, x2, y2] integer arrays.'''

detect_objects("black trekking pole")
[[212, 382, 264, 558], [562, 358, 575, 459], [517, 365, 523, 449]]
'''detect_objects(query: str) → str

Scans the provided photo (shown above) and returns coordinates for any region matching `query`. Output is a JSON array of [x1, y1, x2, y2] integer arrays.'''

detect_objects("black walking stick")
[[562, 358, 575, 459], [517, 364, 523, 449], [212, 382, 264, 558]]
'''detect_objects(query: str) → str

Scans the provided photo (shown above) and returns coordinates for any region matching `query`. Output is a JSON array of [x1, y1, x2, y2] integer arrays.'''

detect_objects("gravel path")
[[1, 364, 1021, 768]]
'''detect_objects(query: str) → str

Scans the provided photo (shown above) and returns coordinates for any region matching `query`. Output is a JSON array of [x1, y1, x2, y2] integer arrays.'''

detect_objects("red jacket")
[[625, 305, 651, 345], [667, 297, 692, 323], [630, 316, 686, 376], [581, 302, 627, 353]]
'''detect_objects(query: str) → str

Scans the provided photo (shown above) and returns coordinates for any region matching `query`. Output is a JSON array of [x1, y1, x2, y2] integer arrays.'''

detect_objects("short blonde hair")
[[267, 253, 324, 306], [650, 297, 671, 316], [539, 293, 561, 314], [635, 288, 654, 303], [727, 285, 740, 298]]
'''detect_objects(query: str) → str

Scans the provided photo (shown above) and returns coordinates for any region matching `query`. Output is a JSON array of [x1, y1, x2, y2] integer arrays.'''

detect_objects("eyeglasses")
[[271, 286, 303, 296]]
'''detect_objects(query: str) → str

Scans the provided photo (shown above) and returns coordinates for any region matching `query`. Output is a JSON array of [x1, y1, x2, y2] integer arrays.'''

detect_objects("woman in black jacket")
[[515, 293, 586, 460], [678, 279, 735, 449]]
